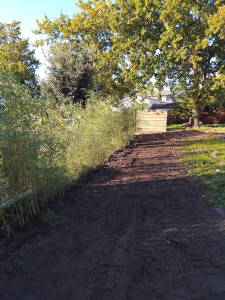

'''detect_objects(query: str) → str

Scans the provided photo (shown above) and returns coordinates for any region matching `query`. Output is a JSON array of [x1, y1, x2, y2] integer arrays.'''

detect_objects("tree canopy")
[[155, 0, 224, 124], [0, 21, 39, 90], [41, 43, 95, 105], [35, 0, 224, 123]]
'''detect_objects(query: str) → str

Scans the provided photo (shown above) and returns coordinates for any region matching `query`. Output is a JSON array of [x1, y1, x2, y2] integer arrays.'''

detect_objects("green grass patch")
[[180, 133, 225, 206], [167, 124, 225, 132], [167, 124, 182, 131], [198, 124, 225, 132]]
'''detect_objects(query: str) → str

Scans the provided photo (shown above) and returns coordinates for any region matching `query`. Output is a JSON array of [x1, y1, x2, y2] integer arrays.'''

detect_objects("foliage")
[[208, 3, 225, 39], [134, 102, 149, 111], [35, 0, 224, 122], [180, 132, 225, 206], [156, 0, 224, 125], [0, 71, 44, 210], [0, 72, 135, 234], [41, 43, 95, 105], [0, 21, 39, 91], [34, 0, 161, 97], [0, 151, 8, 202]]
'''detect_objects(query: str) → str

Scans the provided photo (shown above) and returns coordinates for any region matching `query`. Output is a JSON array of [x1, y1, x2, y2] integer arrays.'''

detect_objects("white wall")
[[122, 94, 173, 109]]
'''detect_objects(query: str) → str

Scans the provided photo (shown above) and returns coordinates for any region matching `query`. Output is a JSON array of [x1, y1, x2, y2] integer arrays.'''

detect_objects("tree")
[[34, 1, 162, 98], [35, 0, 224, 124], [206, 3, 225, 110], [154, 0, 224, 125], [0, 21, 39, 90], [41, 43, 95, 105]]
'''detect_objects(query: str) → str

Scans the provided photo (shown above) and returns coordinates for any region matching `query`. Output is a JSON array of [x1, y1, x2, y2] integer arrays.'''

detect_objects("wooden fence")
[[136, 110, 167, 134]]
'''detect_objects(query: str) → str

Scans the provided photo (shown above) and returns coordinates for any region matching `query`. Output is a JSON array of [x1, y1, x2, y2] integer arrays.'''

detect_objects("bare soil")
[[1, 130, 225, 299]]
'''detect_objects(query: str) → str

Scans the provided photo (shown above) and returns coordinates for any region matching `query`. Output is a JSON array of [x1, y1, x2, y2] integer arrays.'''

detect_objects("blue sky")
[[0, 0, 80, 79]]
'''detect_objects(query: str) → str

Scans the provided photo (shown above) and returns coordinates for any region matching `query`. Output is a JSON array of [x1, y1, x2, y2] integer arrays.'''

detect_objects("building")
[[122, 89, 175, 109]]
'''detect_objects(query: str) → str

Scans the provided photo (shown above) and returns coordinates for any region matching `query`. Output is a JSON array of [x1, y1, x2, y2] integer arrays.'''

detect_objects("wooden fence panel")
[[136, 110, 167, 134]]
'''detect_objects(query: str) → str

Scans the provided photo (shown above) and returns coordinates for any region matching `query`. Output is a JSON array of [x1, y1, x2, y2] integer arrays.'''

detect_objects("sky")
[[0, 0, 80, 79]]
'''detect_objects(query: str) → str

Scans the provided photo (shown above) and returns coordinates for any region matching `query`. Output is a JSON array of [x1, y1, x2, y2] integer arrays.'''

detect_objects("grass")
[[198, 124, 225, 132], [167, 124, 182, 131], [167, 124, 225, 132], [179, 130, 225, 206]]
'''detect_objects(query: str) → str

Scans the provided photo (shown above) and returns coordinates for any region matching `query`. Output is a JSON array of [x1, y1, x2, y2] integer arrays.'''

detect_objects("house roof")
[[153, 90, 172, 97], [136, 89, 173, 98], [151, 102, 179, 110]]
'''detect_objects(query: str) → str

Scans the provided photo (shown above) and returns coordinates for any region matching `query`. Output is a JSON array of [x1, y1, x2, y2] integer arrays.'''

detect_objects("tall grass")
[[0, 72, 135, 234]]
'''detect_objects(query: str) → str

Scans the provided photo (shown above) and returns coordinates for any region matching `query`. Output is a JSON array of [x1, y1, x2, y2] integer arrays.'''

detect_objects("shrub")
[[200, 109, 225, 124], [0, 72, 135, 234]]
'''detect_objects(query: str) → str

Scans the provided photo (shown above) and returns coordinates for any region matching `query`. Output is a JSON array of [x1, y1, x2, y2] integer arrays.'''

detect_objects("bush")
[[200, 109, 225, 124], [0, 72, 135, 234], [167, 108, 190, 125]]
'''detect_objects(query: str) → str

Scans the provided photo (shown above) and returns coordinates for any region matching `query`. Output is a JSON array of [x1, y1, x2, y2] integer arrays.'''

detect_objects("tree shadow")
[[1, 130, 225, 299]]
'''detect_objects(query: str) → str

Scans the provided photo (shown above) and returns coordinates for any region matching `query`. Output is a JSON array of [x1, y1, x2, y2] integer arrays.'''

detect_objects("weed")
[[40, 209, 60, 225]]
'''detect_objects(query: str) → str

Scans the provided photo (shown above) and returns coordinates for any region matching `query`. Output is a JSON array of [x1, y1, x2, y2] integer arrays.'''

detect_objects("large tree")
[[154, 0, 224, 125], [35, 0, 224, 124], [0, 21, 39, 90], [35, 2, 162, 97]]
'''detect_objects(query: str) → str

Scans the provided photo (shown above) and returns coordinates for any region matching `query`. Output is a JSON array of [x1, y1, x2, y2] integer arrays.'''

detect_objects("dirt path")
[[1, 131, 225, 299]]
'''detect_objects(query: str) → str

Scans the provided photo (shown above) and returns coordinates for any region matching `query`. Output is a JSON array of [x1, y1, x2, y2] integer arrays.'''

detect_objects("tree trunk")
[[192, 65, 201, 127], [192, 108, 200, 127]]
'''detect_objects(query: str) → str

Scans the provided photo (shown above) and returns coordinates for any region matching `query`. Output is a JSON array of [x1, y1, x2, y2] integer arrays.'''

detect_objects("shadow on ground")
[[1, 130, 225, 300]]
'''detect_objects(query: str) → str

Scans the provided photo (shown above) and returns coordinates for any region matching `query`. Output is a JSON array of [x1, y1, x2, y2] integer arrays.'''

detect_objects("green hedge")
[[0, 72, 135, 234]]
